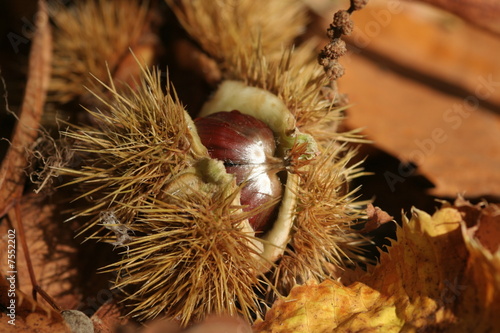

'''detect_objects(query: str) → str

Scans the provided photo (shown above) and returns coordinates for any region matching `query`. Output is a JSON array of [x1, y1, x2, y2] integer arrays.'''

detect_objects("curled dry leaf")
[[361, 203, 393, 233], [254, 201, 500, 332]]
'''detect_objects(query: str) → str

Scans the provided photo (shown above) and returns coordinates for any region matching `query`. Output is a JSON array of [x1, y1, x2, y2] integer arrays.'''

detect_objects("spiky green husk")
[[112, 185, 267, 323], [273, 146, 368, 292], [174, 4, 370, 292], [49, 0, 149, 103], [61, 68, 194, 237], [57, 0, 370, 326], [59, 68, 272, 324]]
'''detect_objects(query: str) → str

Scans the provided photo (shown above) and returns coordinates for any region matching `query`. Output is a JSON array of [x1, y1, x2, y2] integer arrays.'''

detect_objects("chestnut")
[[194, 110, 284, 232]]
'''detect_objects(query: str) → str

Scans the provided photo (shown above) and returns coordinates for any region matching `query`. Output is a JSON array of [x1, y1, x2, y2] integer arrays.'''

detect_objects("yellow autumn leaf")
[[253, 279, 402, 333], [254, 201, 500, 332]]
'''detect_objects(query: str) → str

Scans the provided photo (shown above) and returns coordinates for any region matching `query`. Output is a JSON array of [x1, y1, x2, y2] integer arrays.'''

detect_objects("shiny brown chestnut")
[[194, 110, 284, 232]]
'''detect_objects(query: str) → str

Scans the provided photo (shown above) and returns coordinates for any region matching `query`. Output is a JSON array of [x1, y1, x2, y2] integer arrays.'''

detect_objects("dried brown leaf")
[[361, 203, 393, 233], [0, 193, 81, 310], [0, 272, 70, 332], [91, 301, 133, 333], [419, 0, 500, 35], [454, 199, 500, 253], [336, 0, 500, 198]]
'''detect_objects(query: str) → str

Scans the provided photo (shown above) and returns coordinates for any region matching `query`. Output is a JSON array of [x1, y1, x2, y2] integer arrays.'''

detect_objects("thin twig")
[[13, 199, 37, 301], [0, 0, 52, 217], [12, 199, 62, 311]]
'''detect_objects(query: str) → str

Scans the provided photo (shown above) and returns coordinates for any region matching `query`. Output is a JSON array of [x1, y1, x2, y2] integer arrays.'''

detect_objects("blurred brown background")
[[308, 0, 500, 220]]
